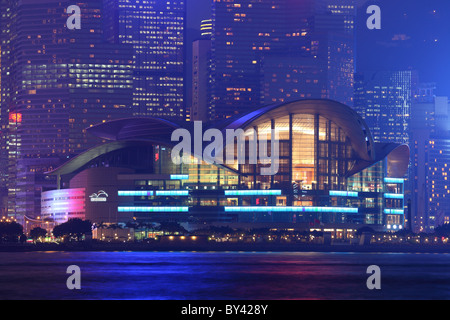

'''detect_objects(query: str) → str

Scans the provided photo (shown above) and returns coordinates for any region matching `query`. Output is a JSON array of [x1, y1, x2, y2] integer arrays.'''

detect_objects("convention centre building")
[[41, 100, 409, 232]]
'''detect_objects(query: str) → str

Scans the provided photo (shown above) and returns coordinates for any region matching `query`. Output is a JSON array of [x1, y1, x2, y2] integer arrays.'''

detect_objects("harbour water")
[[1, 251, 449, 300]]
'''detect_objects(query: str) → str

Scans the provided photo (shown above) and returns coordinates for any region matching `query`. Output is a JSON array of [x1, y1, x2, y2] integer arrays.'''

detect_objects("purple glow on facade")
[[41, 188, 86, 224]]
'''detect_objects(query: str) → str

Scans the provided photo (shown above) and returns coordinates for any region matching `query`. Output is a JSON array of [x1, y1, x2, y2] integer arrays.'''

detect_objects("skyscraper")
[[0, 0, 133, 220], [410, 90, 450, 232], [191, 20, 212, 122], [260, 12, 354, 107], [209, 0, 355, 120], [103, 0, 186, 119], [354, 70, 418, 230], [354, 70, 418, 145]]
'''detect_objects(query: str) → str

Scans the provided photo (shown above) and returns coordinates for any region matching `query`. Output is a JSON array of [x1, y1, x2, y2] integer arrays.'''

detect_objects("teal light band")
[[384, 178, 404, 184], [329, 190, 359, 197], [155, 190, 189, 196], [118, 191, 154, 196], [118, 207, 189, 213], [224, 206, 358, 213], [225, 190, 282, 196], [384, 209, 404, 215], [170, 175, 189, 180], [384, 193, 404, 199]]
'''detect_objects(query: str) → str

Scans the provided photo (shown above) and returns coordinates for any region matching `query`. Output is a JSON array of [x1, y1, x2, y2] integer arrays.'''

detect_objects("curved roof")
[[89, 100, 375, 163], [88, 117, 182, 142], [221, 99, 375, 162], [47, 139, 241, 177], [384, 144, 410, 178], [51, 99, 409, 178], [347, 143, 410, 178], [48, 140, 161, 176]]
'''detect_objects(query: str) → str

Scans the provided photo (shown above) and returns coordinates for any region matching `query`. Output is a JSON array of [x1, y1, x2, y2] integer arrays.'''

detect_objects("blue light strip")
[[170, 175, 189, 180], [225, 190, 282, 196], [224, 206, 358, 213], [384, 209, 404, 215], [329, 190, 359, 197], [384, 178, 404, 184], [118, 190, 190, 197], [118, 207, 189, 213], [155, 190, 189, 196], [118, 191, 154, 197], [384, 193, 404, 199]]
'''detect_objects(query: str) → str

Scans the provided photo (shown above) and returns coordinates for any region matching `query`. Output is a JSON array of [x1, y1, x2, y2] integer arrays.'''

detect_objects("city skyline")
[[189, 0, 450, 97], [0, 0, 448, 234], [1, 0, 450, 303]]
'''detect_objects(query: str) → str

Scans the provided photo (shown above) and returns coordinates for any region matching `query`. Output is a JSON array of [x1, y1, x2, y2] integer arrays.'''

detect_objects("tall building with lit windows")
[[355, 70, 418, 229], [426, 138, 450, 230], [103, 0, 186, 119], [0, 0, 133, 220], [410, 93, 450, 232], [210, 0, 355, 120], [192, 20, 213, 122], [354, 70, 418, 145]]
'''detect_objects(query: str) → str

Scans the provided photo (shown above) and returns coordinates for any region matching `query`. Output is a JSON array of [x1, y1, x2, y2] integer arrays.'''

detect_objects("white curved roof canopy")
[[223, 99, 376, 163], [49, 99, 409, 179]]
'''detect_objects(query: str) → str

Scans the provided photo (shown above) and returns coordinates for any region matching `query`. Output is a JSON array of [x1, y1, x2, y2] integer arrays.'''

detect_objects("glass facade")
[[103, 0, 186, 119], [80, 137, 401, 228], [210, 0, 355, 120], [41, 188, 86, 224], [0, 1, 134, 221], [238, 114, 355, 198], [47, 101, 408, 230], [354, 70, 418, 146]]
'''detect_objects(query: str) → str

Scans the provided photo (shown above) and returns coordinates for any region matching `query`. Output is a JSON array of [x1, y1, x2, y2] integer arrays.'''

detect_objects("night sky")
[[356, 0, 450, 95], [188, 0, 450, 96], [187, 0, 211, 29]]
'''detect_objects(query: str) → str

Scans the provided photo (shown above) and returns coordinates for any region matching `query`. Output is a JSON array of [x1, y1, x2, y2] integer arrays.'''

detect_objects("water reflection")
[[0, 251, 449, 300]]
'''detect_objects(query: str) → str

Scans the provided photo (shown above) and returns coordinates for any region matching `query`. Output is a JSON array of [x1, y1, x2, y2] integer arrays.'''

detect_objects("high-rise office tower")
[[210, 0, 355, 120], [354, 70, 418, 227], [261, 12, 354, 107], [324, 0, 356, 31], [103, 0, 186, 119], [191, 20, 212, 122], [410, 91, 450, 233], [312, 0, 355, 105], [0, 0, 133, 220], [354, 70, 418, 145]]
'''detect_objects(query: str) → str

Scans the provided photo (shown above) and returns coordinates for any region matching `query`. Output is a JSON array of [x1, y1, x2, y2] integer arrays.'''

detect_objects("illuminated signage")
[[9, 113, 22, 124], [89, 190, 109, 202]]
